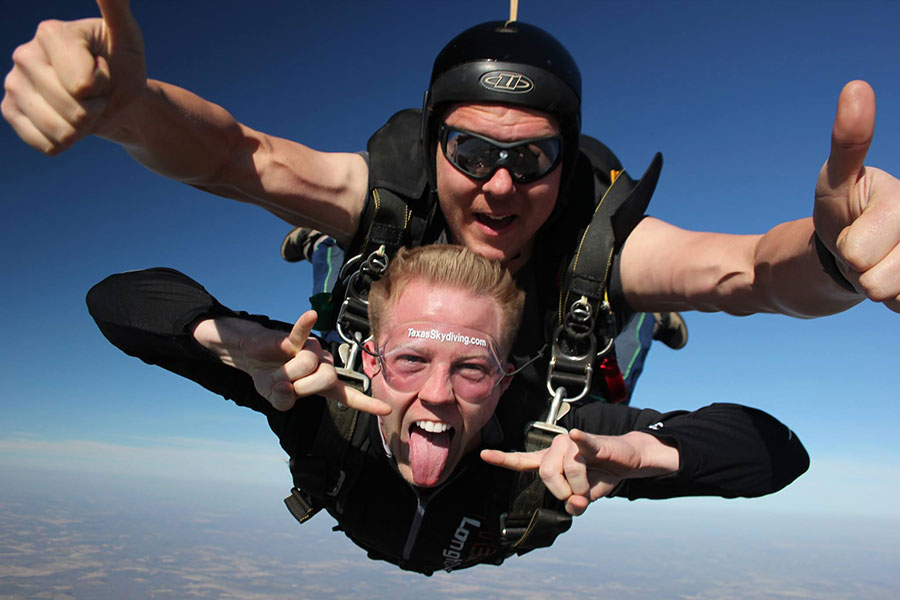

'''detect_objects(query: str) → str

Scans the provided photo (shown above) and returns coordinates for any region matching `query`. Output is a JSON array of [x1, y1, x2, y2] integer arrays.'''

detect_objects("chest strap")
[[284, 400, 370, 525], [500, 423, 572, 551], [549, 152, 663, 408], [502, 154, 663, 551]]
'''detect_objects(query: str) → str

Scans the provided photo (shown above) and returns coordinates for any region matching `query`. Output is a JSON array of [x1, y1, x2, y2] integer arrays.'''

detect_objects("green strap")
[[622, 312, 648, 379]]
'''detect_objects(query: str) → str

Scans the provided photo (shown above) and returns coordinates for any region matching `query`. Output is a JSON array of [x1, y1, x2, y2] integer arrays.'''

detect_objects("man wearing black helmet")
[[5, 2, 896, 318], [3, 4, 897, 449], [3, 0, 892, 572]]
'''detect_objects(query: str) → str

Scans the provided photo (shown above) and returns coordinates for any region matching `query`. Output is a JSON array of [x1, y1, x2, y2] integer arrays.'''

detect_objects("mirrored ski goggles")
[[370, 322, 507, 401], [439, 124, 563, 183]]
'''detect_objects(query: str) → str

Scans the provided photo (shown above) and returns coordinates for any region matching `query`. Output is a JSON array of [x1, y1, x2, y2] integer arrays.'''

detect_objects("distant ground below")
[[2, 464, 897, 599]]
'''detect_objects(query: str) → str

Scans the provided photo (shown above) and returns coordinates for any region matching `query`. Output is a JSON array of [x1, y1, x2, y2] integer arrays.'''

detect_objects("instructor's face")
[[362, 281, 511, 488], [435, 104, 561, 274]]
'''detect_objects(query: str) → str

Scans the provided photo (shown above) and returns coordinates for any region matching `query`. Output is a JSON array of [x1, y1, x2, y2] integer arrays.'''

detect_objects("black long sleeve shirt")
[[86, 267, 809, 575]]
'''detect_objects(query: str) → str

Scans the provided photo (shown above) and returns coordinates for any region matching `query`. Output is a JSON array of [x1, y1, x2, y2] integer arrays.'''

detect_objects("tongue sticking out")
[[409, 427, 452, 487]]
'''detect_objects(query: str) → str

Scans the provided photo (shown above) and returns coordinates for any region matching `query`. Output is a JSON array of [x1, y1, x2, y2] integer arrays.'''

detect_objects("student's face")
[[435, 104, 562, 274], [362, 281, 511, 488]]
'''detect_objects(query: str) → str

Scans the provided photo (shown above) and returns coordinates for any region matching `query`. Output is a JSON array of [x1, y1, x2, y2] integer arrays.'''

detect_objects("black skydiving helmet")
[[421, 20, 582, 193]]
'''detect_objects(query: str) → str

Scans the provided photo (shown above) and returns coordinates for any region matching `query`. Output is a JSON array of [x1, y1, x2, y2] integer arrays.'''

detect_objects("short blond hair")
[[368, 245, 525, 355]]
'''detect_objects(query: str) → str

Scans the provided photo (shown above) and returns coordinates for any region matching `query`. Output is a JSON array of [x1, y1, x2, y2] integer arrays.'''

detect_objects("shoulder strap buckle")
[[546, 296, 605, 405], [335, 246, 389, 375]]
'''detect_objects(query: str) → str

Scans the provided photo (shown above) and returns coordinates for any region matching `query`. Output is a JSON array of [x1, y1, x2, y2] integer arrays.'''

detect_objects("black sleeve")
[[85, 267, 324, 459], [560, 401, 809, 499]]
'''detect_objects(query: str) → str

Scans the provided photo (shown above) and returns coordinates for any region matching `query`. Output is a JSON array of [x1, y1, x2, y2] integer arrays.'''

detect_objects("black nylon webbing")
[[284, 402, 368, 524], [563, 153, 663, 313], [362, 188, 410, 257], [502, 427, 572, 551], [503, 153, 663, 550]]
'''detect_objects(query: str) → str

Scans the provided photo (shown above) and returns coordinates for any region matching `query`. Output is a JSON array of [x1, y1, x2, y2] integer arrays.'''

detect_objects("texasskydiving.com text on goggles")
[[372, 322, 506, 400]]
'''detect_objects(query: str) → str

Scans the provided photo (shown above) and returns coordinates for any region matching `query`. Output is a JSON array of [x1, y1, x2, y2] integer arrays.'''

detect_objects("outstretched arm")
[[87, 267, 388, 416], [2, 0, 368, 242], [621, 81, 899, 316], [481, 402, 808, 516], [481, 429, 678, 516]]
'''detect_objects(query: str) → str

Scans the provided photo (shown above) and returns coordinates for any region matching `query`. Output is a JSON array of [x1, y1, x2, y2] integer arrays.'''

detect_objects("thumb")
[[96, 0, 140, 41], [288, 310, 319, 350], [825, 80, 875, 194]]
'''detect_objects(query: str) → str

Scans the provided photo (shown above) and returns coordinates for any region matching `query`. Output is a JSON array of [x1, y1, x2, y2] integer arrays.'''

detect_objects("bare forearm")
[[95, 80, 245, 184], [4, 6, 365, 240], [621, 217, 862, 317], [95, 80, 367, 241]]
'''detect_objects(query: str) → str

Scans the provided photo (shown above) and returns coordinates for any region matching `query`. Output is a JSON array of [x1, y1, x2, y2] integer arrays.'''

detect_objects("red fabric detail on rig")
[[599, 356, 627, 404]]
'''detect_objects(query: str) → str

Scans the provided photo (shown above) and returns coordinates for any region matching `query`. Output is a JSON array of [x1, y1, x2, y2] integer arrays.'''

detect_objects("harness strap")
[[561, 153, 663, 328], [501, 425, 572, 551], [503, 153, 664, 549], [287, 111, 437, 526], [548, 152, 663, 404], [335, 247, 388, 380], [361, 188, 411, 259], [284, 400, 370, 524], [357, 109, 432, 261], [329, 111, 440, 371]]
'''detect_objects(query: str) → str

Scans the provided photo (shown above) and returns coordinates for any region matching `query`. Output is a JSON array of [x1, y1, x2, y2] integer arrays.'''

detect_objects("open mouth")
[[413, 420, 455, 436], [474, 213, 516, 232]]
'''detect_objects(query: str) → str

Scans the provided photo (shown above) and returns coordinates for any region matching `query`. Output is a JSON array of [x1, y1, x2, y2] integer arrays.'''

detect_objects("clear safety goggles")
[[439, 124, 563, 184], [370, 322, 508, 401]]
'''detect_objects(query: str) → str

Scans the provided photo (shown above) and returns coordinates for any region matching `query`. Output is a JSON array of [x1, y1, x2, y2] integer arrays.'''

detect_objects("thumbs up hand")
[[2, 0, 147, 154], [813, 81, 900, 313]]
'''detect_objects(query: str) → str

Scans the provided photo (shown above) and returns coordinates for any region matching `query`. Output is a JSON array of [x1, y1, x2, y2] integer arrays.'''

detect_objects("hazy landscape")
[[2, 464, 897, 600], [3, 1, 900, 598]]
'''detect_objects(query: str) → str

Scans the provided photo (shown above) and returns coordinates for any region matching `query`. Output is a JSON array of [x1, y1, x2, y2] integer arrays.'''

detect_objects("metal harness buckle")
[[333, 246, 389, 397], [546, 297, 597, 405]]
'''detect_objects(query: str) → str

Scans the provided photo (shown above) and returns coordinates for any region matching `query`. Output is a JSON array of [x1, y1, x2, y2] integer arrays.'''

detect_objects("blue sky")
[[1, 0, 899, 552]]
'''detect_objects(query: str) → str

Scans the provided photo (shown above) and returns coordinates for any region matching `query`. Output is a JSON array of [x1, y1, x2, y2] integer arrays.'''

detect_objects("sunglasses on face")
[[439, 124, 563, 184]]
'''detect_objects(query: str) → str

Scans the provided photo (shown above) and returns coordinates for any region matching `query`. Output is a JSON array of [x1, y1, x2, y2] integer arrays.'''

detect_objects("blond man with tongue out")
[[360, 245, 677, 495], [87, 244, 808, 574], [359, 244, 523, 488]]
